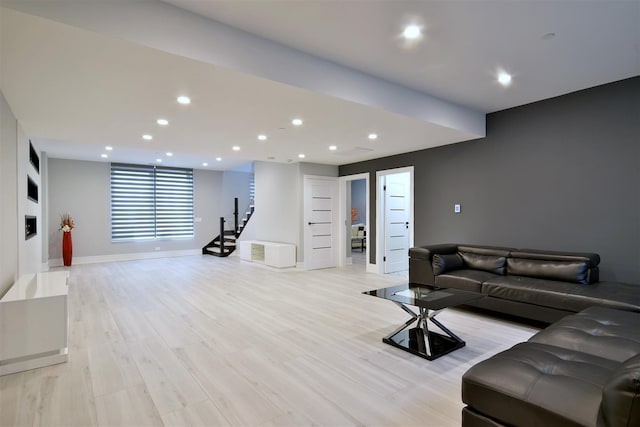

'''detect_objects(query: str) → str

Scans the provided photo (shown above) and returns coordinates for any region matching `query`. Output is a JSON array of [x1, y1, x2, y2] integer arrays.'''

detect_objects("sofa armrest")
[[602, 354, 640, 427], [409, 257, 436, 286], [409, 244, 458, 286]]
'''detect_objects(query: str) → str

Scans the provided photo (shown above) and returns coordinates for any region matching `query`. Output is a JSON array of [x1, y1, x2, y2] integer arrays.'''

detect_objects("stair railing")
[[236, 197, 255, 237], [233, 197, 239, 237], [219, 216, 226, 253]]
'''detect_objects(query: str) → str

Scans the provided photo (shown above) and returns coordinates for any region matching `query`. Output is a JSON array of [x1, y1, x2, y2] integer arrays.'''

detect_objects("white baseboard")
[[48, 249, 202, 267], [366, 262, 378, 274], [41, 262, 50, 272], [0, 350, 68, 376]]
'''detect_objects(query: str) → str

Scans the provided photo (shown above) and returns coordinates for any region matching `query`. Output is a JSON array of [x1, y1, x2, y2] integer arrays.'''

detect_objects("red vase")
[[62, 231, 73, 266]]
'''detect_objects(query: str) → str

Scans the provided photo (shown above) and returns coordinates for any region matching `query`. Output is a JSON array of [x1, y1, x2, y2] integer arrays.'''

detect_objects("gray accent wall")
[[47, 158, 225, 260], [339, 77, 640, 284]]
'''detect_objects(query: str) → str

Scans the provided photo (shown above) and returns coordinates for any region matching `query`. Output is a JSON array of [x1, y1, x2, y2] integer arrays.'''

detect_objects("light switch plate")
[[454, 204, 461, 213]]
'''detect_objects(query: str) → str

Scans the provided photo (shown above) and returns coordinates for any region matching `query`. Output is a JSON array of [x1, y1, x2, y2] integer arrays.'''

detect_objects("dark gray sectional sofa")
[[409, 244, 640, 323], [462, 307, 640, 427]]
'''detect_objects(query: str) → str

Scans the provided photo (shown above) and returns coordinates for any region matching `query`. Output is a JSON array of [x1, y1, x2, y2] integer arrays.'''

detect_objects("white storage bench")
[[239, 240, 296, 268], [0, 271, 69, 376]]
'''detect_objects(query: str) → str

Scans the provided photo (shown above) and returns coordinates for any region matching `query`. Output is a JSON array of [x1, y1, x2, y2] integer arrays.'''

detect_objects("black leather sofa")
[[462, 307, 640, 427], [409, 244, 640, 323]]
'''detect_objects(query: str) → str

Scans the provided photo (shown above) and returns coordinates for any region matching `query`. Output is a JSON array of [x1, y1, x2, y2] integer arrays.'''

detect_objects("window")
[[110, 163, 194, 241]]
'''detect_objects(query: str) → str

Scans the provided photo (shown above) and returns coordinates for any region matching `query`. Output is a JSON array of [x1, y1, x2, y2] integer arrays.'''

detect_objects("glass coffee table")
[[364, 284, 482, 360]]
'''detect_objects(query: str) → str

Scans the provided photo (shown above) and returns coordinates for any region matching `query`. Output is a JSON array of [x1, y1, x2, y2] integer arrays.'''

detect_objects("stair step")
[[213, 241, 236, 247], [206, 246, 232, 254]]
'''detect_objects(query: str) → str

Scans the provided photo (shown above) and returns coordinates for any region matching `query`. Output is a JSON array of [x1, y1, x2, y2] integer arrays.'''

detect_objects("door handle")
[[308, 222, 316, 225]]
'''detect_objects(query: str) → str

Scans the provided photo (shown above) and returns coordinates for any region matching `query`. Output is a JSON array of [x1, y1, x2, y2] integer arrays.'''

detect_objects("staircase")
[[202, 196, 254, 257]]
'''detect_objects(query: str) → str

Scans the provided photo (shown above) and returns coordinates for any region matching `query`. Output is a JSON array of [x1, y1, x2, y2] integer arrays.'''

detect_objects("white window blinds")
[[110, 163, 193, 241]]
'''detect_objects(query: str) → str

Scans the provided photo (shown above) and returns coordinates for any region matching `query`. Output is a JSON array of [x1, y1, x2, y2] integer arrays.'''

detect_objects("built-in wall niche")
[[25, 216, 37, 240], [27, 176, 38, 203], [29, 140, 40, 174]]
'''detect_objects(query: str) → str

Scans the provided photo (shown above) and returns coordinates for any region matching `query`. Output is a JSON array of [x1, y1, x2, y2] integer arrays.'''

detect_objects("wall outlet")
[[194, 217, 202, 223], [155, 246, 161, 251], [454, 204, 461, 213]]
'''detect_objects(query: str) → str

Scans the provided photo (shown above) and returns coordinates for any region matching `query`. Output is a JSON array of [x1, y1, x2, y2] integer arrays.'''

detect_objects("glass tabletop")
[[363, 284, 482, 310]]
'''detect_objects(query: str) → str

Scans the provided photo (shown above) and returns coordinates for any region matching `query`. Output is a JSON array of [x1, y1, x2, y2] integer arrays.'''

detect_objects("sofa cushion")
[[462, 342, 618, 427], [601, 354, 640, 427], [529, 307, 640, 363], [457, 245, 513, 258], [507, 257, 590, 284], [483, 276, 640, 314], [436, 270, 499, 293], [432, 253, 464, 275], [460, 252, 507, 275], [511, 249, 600, 267], [483, 276, 572, 311]]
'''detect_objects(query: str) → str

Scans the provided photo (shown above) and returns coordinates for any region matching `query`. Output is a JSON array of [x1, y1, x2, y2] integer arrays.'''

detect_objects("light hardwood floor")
[[0, 256, 539, 426]]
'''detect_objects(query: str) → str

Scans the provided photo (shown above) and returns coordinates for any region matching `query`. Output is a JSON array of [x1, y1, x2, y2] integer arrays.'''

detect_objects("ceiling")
[[164, 0, 640, 112], [1, 1, 638, 171]]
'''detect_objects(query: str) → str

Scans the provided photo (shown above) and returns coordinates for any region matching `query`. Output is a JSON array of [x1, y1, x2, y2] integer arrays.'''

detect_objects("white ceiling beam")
[[2, 0, 485, 137]]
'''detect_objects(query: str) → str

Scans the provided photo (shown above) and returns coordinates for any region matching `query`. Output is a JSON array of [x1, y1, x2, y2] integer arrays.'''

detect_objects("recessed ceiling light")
[[402, 24, 422, 40], [166, 152, 173, 157], [142, 134, 153, 140], [232, 146, 240, 151], [329, 145, 337, 151], [177, 96, 191, 105], [497, 71, 512, 86], [156, 158, 162, 163], [258, 134, 267, 141], [542, 32, 556, 40], [101, 154, 108, 158], [368, 133, 378, 140], [298, 153, 305, 159], [157, 118, 169, 126], [105, 146, 113, 151], [202, 162, 208, 167], [292, 118, 303, 126], [216, 157, 222, 162]]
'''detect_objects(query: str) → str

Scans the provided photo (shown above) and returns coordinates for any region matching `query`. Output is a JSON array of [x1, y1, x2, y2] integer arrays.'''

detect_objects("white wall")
[[251, 161, 337, 263], [47, 158, 225, 262], [253, 162, 300, 256], [0, 91, 18, 295], [17, 126, 42, 275], [222, 170, 252, 224]]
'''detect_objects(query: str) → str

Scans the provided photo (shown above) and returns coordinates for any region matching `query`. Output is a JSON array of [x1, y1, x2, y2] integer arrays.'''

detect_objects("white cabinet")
[[239, 240, 297, 268], [0, 271, 69, 376]]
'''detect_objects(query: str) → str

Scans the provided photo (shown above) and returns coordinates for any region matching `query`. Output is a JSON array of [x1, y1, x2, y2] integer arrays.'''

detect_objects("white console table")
[[239, 240, 297, 268], [0, 271, 69, 376]]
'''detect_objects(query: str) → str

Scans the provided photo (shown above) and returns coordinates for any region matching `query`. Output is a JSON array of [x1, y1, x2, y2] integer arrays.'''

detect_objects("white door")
[[304, 176, 338, 270], [383, 172, 411, 273]]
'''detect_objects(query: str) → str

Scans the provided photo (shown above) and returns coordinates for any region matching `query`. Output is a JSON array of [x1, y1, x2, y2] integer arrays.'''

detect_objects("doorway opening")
[[338, 173, 371, 271], [376, 167, 414, 277]]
